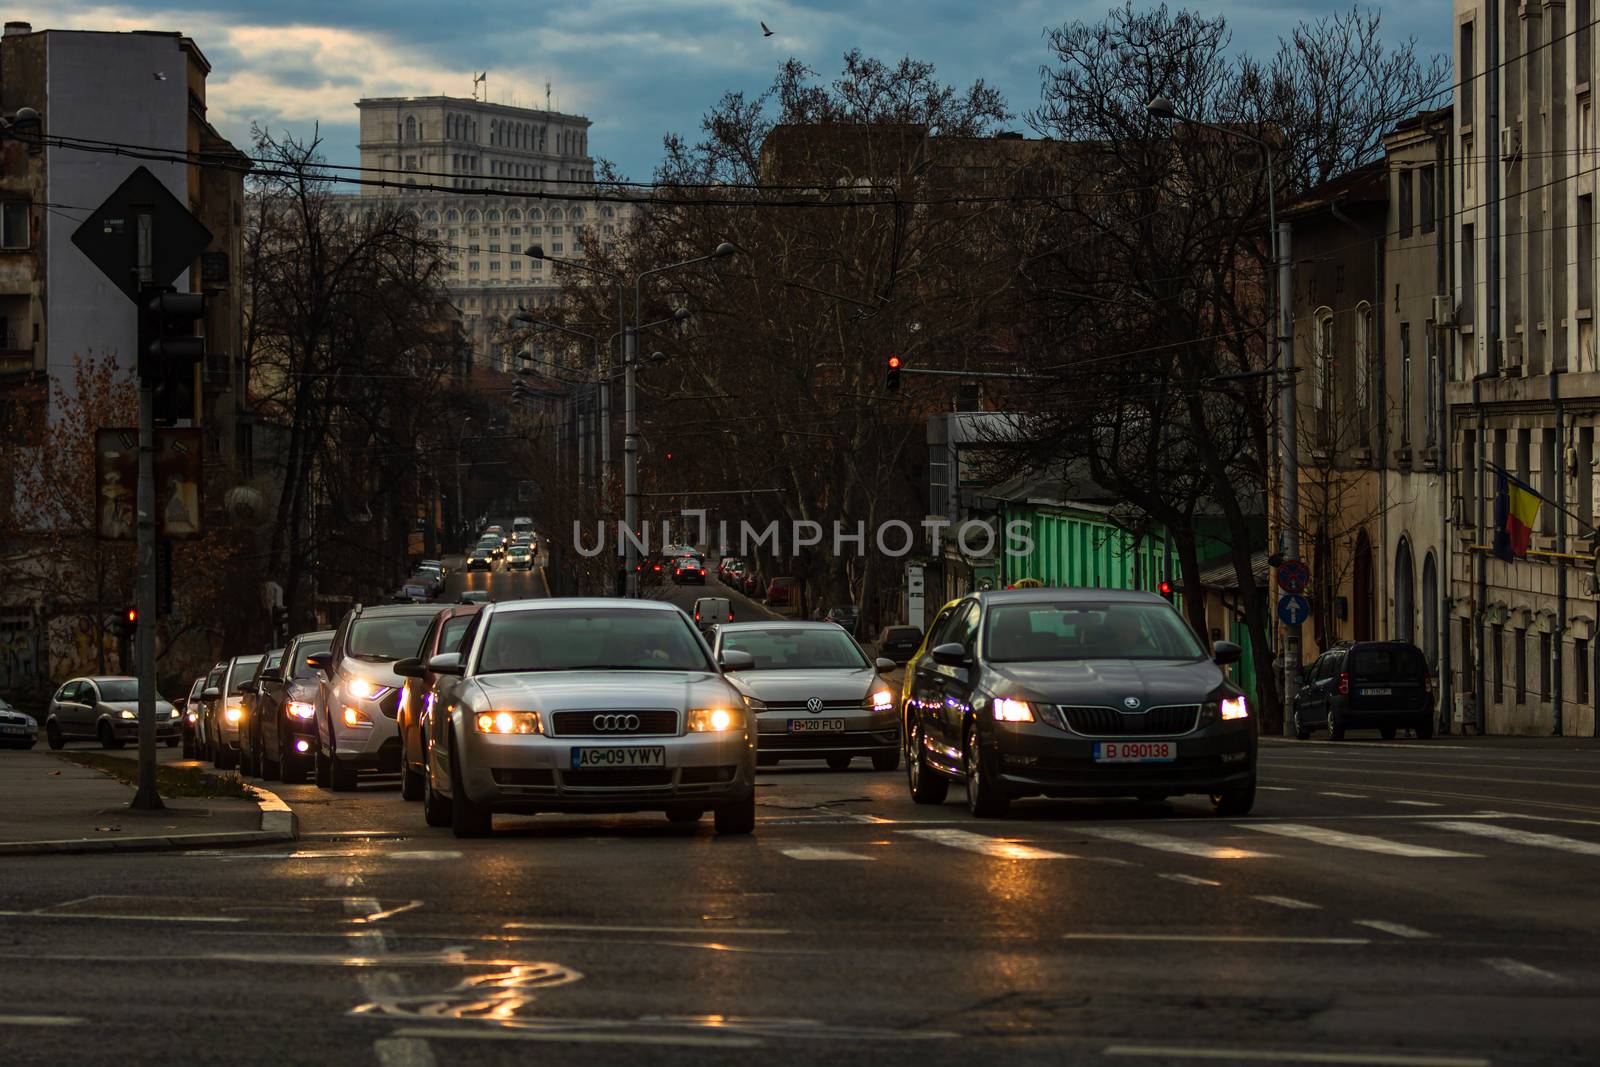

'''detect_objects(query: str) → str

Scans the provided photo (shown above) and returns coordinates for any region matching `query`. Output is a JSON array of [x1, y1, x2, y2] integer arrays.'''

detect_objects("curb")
[[0, 782, 299, 857]]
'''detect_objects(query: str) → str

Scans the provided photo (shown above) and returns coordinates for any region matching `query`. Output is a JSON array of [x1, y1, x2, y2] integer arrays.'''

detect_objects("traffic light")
[[114, 606, 138, 638], [139, 286, 205, 425], [886, 354, 902, 393], [1157, 579, 1174, 601]]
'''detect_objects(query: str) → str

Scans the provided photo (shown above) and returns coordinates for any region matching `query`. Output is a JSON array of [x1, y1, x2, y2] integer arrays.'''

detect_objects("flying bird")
[[761, 21, 774, 37]]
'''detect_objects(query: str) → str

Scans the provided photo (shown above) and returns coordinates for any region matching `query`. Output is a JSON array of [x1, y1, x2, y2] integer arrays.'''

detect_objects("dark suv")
[[1293, 641, 1435, 741]]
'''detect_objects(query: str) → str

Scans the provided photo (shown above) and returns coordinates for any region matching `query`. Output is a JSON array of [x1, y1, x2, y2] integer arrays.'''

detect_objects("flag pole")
[[1484, 462, 1596, 534]]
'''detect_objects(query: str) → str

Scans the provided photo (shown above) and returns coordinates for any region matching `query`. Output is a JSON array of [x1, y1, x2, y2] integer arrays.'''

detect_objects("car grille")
[[680, 765, 737, 784], [492, 768, 555, 786], [1060, 704, 1200, 737], [562, 768, 673, 788], [0, 713, 27, 725], [377, 689, 401, 720], [549, 711, 679, 737], [761, 699, 862, 712]]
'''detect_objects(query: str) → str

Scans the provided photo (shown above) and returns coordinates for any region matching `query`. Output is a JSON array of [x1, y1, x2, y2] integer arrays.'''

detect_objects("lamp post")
[[1147, 96, 1296, 736], [511, 312, 604, 489]]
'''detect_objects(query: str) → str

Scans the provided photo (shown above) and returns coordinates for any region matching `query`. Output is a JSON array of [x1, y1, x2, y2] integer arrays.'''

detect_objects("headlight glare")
[[869, 688, 894, 710], [993, 697, 1034, 723], [687, 707, 743, 732], [475, 711, 541, 734], [1220, 695, 1249, 720], [341, 706, 371, 728], [348, 679, 374, 699], [287, 701, 316, 720], [223, 706, 243, 723], [120, 709, 137, 720]]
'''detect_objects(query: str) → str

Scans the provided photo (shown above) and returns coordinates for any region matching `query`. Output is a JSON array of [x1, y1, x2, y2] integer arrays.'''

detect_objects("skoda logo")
[[1122, 696, 1142, 710], [805, 697, 824, 713], [593, 713, 641, 732]]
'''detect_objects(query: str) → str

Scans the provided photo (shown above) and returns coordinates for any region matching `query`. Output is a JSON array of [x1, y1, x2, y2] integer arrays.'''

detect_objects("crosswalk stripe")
[[1353, 920, 1435, 939], [1389, 800, 1442, 808], [1482, 957, 1567, 983], [898, 828, 1073, 860], [1252, 895, 1321, 910], [1241, 823, 1479, 858], [1318, 791, 1368, 799], [780, 847, 876, 861], [1075, 826, 1272, 859], [1428, 820, 1600, 856], [1159, 873, 1222, 887]]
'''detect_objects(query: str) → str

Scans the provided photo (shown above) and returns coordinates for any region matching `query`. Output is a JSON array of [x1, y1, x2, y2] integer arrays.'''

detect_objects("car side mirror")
[[718, 649, 755, 672], [427, 652, 464, 676], [202, 686, 220, 700], [393, 657, 425, 679], [1212, 640, 1242, 667], [234, 681, 254, 695], [305, 652, 331, 673], [874, 657, 897, 673], [930, 642, 969, 668], [259, 667, 282, 684]]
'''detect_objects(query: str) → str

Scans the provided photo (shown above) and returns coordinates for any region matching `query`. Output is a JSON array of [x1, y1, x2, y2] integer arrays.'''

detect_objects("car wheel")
[[314, 742, 332, 789], [46, 721, 65, 750], [329, 751, 358, 792], [1414, 715, 1435, 740], [713, 792, 755, 835], [1293, 710, 1312, 741], [448, 736, 491, 838], [239, 733, 256, 777], [825, 754, 852, 771], [279, 732, 307, 785], [260, 730, 281, 779], [215, 742, 238, 771], [666, 807, 703, 823], [1380, 725, 1397, 740], [181, 734, 195, 759], [1326, 708, 1345, 742], [963, 720, 1009, 818], [871, 749, 901, 772], [423, 744, 453, 827], [401, 759, 424, 802], [1211, 774, 1257, 817], [906, 719, 948, 805], [98, 721, 123, 750]]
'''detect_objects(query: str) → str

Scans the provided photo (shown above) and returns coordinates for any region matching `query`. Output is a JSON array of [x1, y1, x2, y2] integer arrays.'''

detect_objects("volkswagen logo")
[[1122, 696, 1142, 710], [592, 713, 641, 732], [805, 697, 824, 713]]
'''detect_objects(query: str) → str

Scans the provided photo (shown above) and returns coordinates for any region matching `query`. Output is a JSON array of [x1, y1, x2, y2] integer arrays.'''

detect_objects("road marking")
[[0, 1015, 85, 1026], [1104, 1045, 1488, 1066], [780, 847, 876, 861], [899, 828, 1073, 860], [0, 910, 246, 924], [1352, 920, 1435, 939], [357, 901, 425, 923], [1159, 873, 1222, 887], [356, 907, 436, 1067], [1241, 824, 1479, 858], [1258, 785, 1296, 791], [1482, 957, 1567, 983], [504, 922, 789, 936], [1251, 895, 1321, 910], [343, 897, 382, 918], [392, 1026, 760, 1049], [1318, 791, 1369, 799], [1075, 826, 1271, 859], [1389, 800, 1442, 808], [325, 874, 363, 888], [1428, 819, 1600, 856], [1064, 934, 1368, 945]]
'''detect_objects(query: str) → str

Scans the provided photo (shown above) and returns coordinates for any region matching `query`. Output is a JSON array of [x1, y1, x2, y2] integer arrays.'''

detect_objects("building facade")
[[352, 95, 632, 373]]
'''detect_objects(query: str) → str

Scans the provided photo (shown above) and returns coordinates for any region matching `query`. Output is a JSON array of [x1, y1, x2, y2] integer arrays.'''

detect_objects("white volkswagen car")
[[417, 598, 758, 838]]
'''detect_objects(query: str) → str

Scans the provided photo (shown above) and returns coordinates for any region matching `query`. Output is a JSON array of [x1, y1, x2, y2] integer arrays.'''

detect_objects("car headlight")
[[224, 706, 243, 723], [168, 708, 179, 718], [341, 706, 372, 728], [740, 693, 767, 713], [185, 711, 198, 724], [687, 707, 744, 732], [120, 709, 137, 720], [1219, 695, 1249, 720], [287, 701, 316, 720], [867, 688, 894, 711], [475, 711, 541, 734], [993, 697, 1034, 723], [346, 679, 392, 700]]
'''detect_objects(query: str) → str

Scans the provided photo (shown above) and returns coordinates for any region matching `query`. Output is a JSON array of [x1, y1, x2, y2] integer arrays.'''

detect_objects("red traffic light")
[[887, 355, 902, 369], [125, 606, 138, 624], [1157, 580, 1173, 599]]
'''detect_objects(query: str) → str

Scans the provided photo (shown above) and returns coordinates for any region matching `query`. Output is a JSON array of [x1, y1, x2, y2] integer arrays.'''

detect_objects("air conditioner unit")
[[1432, 294, 1457, 326], [1500, 336, 1525, 374], [1501, 123, 1523, 161]]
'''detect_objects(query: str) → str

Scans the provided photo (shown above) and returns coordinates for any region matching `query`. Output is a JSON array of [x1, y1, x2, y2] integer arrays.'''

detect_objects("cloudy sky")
[[24, 1, 1450, 179]]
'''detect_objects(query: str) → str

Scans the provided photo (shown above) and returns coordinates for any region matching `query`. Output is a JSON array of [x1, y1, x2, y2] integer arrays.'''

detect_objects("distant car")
[[458, 590, 491, 604], [419, 559, 449, 578], [0, 697, 38, 749], [875, 625, 924, 665], [178, 676, 205, 757], [465, 545, 494, 571], [692, 596, 732, 631], [394, 603, 481, 801], [1293, 640, 1435, 741], [252, 629, 334, 784], [766, 576, 800, 614], [673, 556, 707, 584], [410, 568, 444, 595], [396, 583, 433, 603], [237, 647, 284, 777], [195, 662, 226, 757], [821, 604, 860, 634], [45, 676, 178, 750], [208, 655, 264, 770], [505, 544, 535, 571], [714, 622, 900, 771]]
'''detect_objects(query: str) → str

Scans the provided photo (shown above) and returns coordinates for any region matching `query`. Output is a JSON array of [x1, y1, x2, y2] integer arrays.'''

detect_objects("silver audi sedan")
[[418, 598, 758, 838], [712, 621, 901, 771]]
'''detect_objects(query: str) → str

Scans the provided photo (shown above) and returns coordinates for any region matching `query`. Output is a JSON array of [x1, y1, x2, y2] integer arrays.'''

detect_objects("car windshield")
[[476, 608, 712, 673], [678, 558, 704, 569], [984, 602, 1206, 663], [508, 546, 530, 556], [261, 651, 283, 672], [720, 628, 869, 670], [96, 680, 151, 702], [1351, 646, 1425, 680], [440, 615, 474, 652], [229, 656, 263, 683], [347, 616, 434, 661], [291, 636, 332, 676]]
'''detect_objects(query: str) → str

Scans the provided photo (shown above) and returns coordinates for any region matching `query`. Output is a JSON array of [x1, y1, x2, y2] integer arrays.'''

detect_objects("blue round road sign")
[[1276, 559, 1310, 594], [1276, 593, 1311, 626]]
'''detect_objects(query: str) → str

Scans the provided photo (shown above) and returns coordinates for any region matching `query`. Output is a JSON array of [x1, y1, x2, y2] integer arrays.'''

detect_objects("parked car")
[[715, 621, 900, 771], [393, 603, 482, 801], [312, 603, 439, 791], [395, 582, 433, 604], [673, 555, 708, 585], [0, 697, 38, 749], [252, 630, 334, 784], [45, 676, 178, 750], [1293, 640, 1435, 740], [237, 648, 284, 776], [766, 576, 801, 614], [820, 603, 860, 634], [206, 655, 264, 770], [177, 676, 205, 758], [195, 662, 226, 758], [902, 589, 1256, 817], [458, 590, 491, 604], [417, 598, 757, 838], [875, 625, 924, 665]]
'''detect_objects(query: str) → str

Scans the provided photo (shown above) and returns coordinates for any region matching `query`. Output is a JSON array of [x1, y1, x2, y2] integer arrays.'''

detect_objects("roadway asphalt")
[[2, 561, 1598, 1066]]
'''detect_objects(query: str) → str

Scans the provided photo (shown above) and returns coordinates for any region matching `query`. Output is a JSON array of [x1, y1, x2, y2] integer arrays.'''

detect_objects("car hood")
[[286, 677, 322, 701], [983, 658, 1229, 707], [472, 670, 740, 712], [102, 699, 176, 715], [728, 667, 882, 703]]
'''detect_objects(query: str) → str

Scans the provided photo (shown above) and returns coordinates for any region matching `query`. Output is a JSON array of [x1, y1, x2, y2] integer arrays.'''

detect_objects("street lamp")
[[1148, 95, 1296, 735]]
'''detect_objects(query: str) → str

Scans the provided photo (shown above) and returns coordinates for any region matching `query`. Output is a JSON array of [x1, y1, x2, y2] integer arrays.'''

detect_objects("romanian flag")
[[1492, 470, 1542, 562]]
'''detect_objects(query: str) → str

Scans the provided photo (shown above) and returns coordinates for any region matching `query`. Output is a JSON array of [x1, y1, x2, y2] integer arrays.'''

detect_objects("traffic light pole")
[[131, 317, 162, 810]]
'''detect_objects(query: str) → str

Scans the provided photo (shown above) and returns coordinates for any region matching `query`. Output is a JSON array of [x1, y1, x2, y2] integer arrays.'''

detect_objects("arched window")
[[602, 206, 614, 218], [466, 209, 480, 222], [489, 121, 497, 146], [569, 206, 584, 221], [528, 208, 542, 221], [425, 210, 439, 221], [1355, 302, 1373, 446], [549, 207, 564, 220], [1422, 551, 1439, 670], [1313, 306, 1334, 444], [404, 115, 417, 142], [1395, 536, 1417, 646], [487, 209, 501, 221], [446, 209, 459, 222], [508, 209, 521, 221]]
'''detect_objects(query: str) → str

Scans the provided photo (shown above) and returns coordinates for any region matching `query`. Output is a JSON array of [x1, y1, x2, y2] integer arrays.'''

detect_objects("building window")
[[1425, 326, 1439, 447], [509, 209, 522, 221], [510, 260, 521, 270], [1492, 623, 1504, 703], [1581, 0, 1594, 87], [1539, 631, 1552, 699], [551, 226, 563, 236], [405, 115, 417, 142], [510, 227, 521, 236], [1515, 627, 1527, 704], [1578, 639, 1591, 706], [490, 261, 501, 271], [1461, 21, 1475, 117], [1398, 169, 1414, 238], [1460, 223, 1476, 335], [469, 262, 480, 272], [1, 201, 29, 249], [468, 244, 480, 254], [489, 244, 500, 253], [1463, 136, 1474, 189], [1355, 303, 1373, 445], [1420, 165, 1435, 233], [1312, 307, 1333, 444], [1541, 430, 1558, 535], [510, 244, 521, 253], [488, 210, 501, 222], [1582, 196, 1595, 317], [489, 228, 500, 237], [1399, 322, 1412, 448]]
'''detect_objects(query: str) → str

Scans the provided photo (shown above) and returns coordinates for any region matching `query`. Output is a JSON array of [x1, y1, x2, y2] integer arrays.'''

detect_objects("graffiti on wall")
[[46, 615, 119, 680], [0, 616, 40, 689]]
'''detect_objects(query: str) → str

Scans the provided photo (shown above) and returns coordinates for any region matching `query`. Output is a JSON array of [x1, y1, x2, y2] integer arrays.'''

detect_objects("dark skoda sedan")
[[901, 589, 1256, 817]]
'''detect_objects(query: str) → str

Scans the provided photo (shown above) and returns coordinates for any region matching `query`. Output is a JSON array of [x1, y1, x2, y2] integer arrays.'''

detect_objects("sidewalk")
[[0, 746, 296, 856]]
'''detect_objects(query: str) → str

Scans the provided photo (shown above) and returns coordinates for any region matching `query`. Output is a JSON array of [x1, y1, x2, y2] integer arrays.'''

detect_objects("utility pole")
[[132, 280, 161, 810], [1276, 221, 1299, 738], [623, 322, 640, 597]]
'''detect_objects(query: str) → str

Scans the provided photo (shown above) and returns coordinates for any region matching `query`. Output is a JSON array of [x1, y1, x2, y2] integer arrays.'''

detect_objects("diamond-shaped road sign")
[[71, 165, 213, 303]]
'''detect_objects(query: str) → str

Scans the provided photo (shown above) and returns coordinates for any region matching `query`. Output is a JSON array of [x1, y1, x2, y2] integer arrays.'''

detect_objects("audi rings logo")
[[592, 713, 641, 732], [805, 697, 824, 714]]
